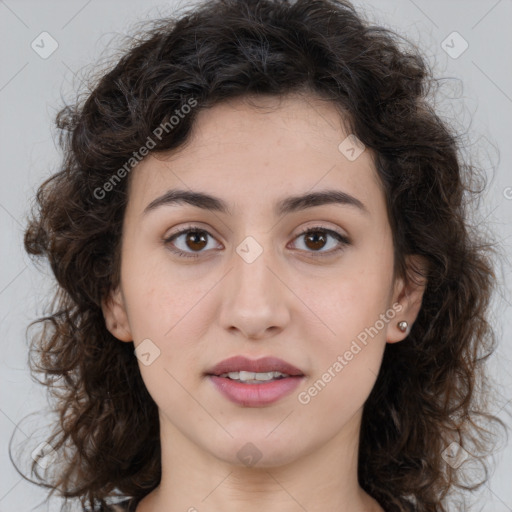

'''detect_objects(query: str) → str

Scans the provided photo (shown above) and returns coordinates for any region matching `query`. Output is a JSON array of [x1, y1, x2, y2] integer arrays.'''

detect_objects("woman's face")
[[104, 93, 424, 468]]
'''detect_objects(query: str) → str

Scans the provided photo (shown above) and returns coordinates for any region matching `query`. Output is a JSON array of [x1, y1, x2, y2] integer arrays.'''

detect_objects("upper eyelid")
[[164, 224, 222, 243], [165, 223, 346, 239]]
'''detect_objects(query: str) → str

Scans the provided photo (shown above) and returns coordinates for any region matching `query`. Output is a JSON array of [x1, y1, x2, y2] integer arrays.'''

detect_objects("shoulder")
[[110, 500, 134, 512], [84, 498, 136, 512], [109, 500, 133, 512]]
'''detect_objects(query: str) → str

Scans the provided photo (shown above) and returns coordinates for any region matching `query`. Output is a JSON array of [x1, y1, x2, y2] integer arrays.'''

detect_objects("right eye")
[[164, 225, 223, 258]]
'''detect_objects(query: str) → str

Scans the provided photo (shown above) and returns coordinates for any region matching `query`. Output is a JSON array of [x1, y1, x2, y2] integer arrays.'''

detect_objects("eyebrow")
[[143, 188, 369, 217]]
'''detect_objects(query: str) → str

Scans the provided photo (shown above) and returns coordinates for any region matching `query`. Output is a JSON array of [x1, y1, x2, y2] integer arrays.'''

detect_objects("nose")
[[217, 238, 292, 340]]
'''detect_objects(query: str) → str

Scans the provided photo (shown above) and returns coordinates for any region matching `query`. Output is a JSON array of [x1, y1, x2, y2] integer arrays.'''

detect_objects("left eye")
[[164, 226, 350, 258], [290, 227, 350, 255]]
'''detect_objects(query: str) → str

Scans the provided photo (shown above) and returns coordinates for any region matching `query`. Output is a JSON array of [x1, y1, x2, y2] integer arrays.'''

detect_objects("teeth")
[[219, 371, 290, 382]]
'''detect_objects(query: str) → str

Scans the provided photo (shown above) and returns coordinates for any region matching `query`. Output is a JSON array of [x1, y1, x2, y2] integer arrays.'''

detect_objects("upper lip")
[[206, 356, 305, 376]]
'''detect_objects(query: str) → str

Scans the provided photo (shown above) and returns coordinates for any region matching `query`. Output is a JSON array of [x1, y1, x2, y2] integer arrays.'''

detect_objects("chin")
[[206, 433, 306, 469]]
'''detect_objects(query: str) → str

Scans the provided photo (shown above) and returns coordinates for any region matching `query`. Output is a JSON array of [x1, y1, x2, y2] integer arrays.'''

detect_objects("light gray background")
[[1, 0, 511, 511]]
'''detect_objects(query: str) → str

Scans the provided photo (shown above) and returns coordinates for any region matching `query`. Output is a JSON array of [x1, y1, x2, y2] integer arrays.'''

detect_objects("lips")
[[206, 355, 305, 377]]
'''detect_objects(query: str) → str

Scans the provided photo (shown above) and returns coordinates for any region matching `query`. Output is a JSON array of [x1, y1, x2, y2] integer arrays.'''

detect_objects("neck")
[[135, 409, 384, 512]]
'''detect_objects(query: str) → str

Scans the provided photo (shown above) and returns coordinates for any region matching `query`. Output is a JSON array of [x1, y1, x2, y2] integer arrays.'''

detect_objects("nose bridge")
[[232, 234, 281, 307], [218, 233, 291, 337]]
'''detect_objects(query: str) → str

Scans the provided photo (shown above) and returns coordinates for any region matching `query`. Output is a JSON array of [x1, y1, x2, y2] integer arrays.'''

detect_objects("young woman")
[[16, 0, 504, 511]]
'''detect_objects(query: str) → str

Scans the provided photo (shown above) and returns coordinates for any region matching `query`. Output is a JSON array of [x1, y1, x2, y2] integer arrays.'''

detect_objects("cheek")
[[124, 274, 208, 413], [121, 259, 217, 392], [319, 261, 393, 339], [302, 249, 393, 385], [298, 279, 390, 422], [121, 243, 205, 338]]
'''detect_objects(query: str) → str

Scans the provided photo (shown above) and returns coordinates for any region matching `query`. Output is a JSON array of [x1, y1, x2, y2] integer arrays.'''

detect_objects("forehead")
[[126, 93, 385, 218]]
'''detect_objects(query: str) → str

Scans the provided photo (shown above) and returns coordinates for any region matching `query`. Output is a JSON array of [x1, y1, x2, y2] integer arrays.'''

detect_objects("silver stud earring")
[[397, 321, 408, 333]]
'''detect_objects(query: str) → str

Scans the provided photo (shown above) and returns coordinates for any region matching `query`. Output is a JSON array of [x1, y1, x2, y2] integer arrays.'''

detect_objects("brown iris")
[[185, 230, 208, 251], [303, 231, 327, 251]]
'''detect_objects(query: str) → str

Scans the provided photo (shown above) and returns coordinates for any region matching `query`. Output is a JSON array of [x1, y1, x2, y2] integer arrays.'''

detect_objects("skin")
[[102, 93, 427, 512]]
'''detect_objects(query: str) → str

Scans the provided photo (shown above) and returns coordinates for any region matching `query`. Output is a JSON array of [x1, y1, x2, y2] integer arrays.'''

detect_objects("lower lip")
[[207, 375, 304, 407]]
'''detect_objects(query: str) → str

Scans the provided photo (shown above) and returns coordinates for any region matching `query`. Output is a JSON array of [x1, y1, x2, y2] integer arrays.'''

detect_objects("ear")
[[101, 286, 133, 342], [387, 254, 428, 344]]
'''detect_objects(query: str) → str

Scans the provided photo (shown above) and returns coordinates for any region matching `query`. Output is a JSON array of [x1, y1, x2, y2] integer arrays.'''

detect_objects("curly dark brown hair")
[[11, 0, 506, 510]]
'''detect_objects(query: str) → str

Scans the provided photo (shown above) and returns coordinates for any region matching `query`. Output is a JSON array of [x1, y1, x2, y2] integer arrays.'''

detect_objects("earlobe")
[[101, 287, 133, 342], [387, 254, 428, 344]]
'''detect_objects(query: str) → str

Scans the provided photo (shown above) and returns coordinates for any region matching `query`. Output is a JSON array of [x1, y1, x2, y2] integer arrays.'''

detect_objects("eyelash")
[[164, 224, 351, 259]]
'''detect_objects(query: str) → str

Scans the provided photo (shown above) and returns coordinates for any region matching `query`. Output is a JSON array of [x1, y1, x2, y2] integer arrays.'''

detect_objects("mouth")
[[205, 356, 305, 406], [205, 355, 305, 380], [214, 370, 294, 384]]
